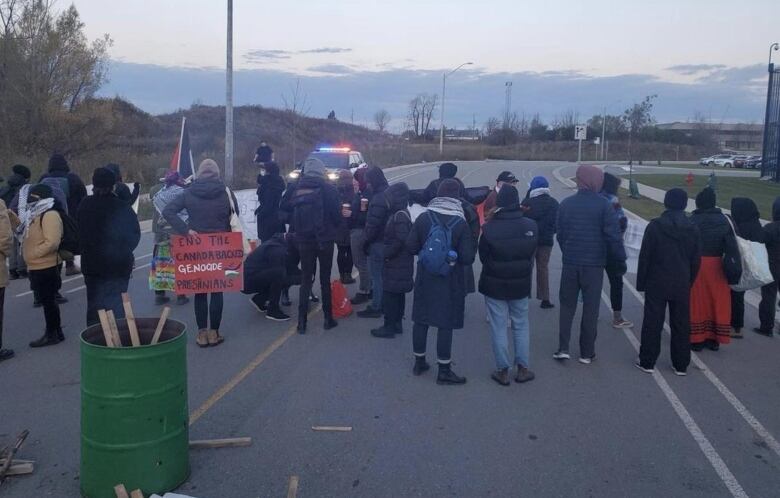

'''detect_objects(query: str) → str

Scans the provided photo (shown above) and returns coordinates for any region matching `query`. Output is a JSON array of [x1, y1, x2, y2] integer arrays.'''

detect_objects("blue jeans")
[[84, 275, 129, 327], [485, 296, 530, 370], [368, 242, 384, 311]]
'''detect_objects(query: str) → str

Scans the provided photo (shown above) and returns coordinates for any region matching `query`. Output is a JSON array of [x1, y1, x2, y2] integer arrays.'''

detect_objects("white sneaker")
[[578, 357, 593, 365], [634, 361, 654, 374], [672, 368, 687, 376], [552, 351, 570, 360], [613, 318, 633, 329]]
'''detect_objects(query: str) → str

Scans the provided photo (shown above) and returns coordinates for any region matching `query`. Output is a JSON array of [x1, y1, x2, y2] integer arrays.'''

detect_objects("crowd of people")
[[0, 151, 777, 390]]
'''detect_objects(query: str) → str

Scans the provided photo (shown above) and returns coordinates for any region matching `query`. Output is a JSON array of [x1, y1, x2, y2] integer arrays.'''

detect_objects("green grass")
[[619, 188, 665, 220], [632, 174, 780, 219]]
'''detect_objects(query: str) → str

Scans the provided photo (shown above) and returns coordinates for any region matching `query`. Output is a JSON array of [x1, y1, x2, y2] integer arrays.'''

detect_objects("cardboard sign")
[[234, 189, 259, 241], [172, 232, 245, 294]]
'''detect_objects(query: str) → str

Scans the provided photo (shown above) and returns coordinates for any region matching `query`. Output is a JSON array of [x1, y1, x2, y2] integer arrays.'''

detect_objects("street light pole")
[[225, 0, 234, 187], [600, 106, 606, 160], [439, 61, 473, 155]]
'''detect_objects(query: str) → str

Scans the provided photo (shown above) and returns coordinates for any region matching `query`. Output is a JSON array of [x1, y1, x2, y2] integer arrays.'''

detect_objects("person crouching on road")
[[77, 167, 141, 327], [22, 184, 64, 347], [521, 176, 559, 309], [371, 182, 413, 339], [406, 179, 476, 385], [0, 199, 14, 361], [636, 189, 701, 375], [243, 232, 300, 322], [479, 184, 538, 385], [554, 165, 626, 364], [163, 159, 236, 347]]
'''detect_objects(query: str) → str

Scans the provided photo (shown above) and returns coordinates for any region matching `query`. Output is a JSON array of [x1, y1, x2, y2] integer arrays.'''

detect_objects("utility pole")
[[439, 61, 473, 155], [504, 82, 513, 129], [600, 107, 606, 161], [225, 0, 234, 187]]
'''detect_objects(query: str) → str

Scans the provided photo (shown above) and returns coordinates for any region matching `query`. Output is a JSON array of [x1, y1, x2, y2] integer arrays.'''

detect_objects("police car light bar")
[[317, 146, 351, 152]]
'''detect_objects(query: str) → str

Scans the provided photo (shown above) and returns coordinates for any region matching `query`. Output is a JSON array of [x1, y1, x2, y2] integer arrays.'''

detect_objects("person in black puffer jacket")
[[349, 167, 373, 304], [371, 182, 413, 339], [77, 168, 141, 327], [689, 187, 741, 351], [636, 188, 701, 375], [479, 185, 538, 386], [163, 159, 238, 348], [359, 166, 390, 317], [729, 197, 774, 337], [255, 161, 286, 242], [1, 164, 31, 279], [521, 175, 559, 308]]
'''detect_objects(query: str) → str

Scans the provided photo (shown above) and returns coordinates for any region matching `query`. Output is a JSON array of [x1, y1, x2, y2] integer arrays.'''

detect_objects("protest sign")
[[172, 232, 245, 294], [234, 189, 259, 241]]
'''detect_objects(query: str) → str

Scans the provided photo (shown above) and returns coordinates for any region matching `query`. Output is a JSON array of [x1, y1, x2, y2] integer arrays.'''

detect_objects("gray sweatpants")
[[558, 264, 604, 359], [350, 228, 371, 294]]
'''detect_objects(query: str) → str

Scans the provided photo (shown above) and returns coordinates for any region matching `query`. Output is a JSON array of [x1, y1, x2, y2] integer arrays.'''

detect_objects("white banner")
[[624, 217, 647, 274], [234, 189, 259, 241]]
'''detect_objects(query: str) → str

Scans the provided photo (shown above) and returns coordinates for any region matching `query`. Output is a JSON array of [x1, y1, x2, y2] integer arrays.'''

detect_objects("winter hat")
[[105, 163, 122, 182], [437, 178, 461, 198], [695, 187, 716, 210], [164, 170, 182, 186], [303, 157, 326, 178], [575, 165, 604, 193], [497, 171, 518, 184], [196, 159, 221, 179], [353, 167, 368, 192], [28, 183, 53, 201], [602, 172, 620, 195], [12, 164, 31, 179], [439, 162, 458, 179], [496, 184, 520, 209], [48, 154, 69, 173], [664, 188, 688, 211], [529, 176, 549, 190], [93, 167, 117, 190]]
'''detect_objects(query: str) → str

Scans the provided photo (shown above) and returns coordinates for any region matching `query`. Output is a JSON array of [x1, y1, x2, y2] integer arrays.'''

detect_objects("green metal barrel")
[[80, 318, 189, 498]]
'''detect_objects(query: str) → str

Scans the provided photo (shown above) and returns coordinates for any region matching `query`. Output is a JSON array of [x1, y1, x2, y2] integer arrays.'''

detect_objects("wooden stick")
[[189, 437, 252, 449], [4, 462, 33, 477], [106, 310, 122, 347], [287, 475, 299, 498], [0, 459, 34, 466], [113, 484, 130, 498], [311, 426, 352, 432], [98, 310, 115, 347], [150, 307, 170, 345], [122, 293, 141, 347], [0, 429, 29, 485], [129, 489, 144, 498]]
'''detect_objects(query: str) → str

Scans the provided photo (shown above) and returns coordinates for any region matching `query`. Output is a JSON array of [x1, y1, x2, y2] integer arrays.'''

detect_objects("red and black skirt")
[[690, 256, 731, 345]]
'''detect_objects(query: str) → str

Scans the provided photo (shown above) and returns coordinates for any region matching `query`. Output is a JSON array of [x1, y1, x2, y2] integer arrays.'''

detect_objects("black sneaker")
[[55, 293, 68, 304], [370, 326, 396, 339], [350, 293, 371, 305], [0, 349, 14, 362], [436, 366, 467, 385], [323, 317, 338, 330], [340, 273, 356, 285], [250, 294, 268, 313], [753, 327, 774, 338], [176, 295, 190, 305], [29, 333, 62, 348], [310, 293, 319, 303], [266, 308, 291, 322], [9, 270, 19, 280], [357, 307, 382, 318], [413, 357, 430, 376], [155, 294, 171, 305], [540, 300, 555, 309]]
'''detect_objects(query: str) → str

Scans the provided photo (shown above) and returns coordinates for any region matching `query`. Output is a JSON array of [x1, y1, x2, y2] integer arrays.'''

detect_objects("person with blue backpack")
[[406, 179, 476, 385]]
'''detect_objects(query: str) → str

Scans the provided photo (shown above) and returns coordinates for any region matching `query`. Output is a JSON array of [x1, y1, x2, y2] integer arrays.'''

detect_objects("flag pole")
[[225, 0, 234, 187], [178, 117, 186, 172]]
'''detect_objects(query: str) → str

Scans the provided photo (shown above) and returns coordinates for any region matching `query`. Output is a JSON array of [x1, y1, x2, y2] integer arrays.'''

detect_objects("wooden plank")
[[0, 459, 34, 466], [287, 475, 299, 498], [122, 293, 141, 347], [129, 489, 144, 498], [98, 310, 115, 347], [311, 426, 352, 432], [189, 437, 252, 449], [150, 307, 171, 345], [4, 462, 33, 476], [106, 310, 122, 347], [0, 429, 29, 485], [113, 484, 130, 498]]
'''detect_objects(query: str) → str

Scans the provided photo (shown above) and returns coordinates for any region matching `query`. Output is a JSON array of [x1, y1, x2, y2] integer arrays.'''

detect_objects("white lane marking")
[[622, 279, 780, 460], [66, 285, 85, 294], [601, 291, 748, 498]]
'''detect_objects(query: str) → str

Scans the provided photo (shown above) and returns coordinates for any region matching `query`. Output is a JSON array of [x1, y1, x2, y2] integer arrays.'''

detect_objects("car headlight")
[[288, 170, 300, 179], [327, 172, 339, 181]]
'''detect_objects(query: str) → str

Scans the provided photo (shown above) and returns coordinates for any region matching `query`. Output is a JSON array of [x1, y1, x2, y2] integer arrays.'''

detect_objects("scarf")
[[153, 184, 188, 222], [529, 187, 550, 198], [21, 198, 55, 240], [427, 196, 465, 220]]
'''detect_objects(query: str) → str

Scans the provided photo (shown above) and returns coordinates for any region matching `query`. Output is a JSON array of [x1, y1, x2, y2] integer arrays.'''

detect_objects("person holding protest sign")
[[163, 159, 237, 347]]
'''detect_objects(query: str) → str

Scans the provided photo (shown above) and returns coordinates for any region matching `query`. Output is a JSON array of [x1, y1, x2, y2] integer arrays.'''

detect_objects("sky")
[[70, 0, 780, 128]]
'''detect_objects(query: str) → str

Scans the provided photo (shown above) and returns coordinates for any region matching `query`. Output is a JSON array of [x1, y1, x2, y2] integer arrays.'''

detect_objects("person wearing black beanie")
[[105, 163, 140, 206], [76, 168, 141, 327], [636, 187, 701, 374], [478, 184, 539, 385]]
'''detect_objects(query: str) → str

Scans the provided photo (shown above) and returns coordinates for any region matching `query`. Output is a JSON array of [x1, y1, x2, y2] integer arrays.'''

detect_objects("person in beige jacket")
[[21, 184, 64, 348], [0, 198, 14, 361]]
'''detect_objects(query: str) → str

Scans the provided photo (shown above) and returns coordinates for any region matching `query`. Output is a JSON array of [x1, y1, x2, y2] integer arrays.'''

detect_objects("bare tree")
[[406, 93, 438, 138], [373, 109, 390, 133], [281, 78, 311, 166], [420, 93, 438, 137]]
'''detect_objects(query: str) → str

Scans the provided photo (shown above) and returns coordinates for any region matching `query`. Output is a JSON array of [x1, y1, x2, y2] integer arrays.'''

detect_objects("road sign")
[[575, 125, 587, 141]]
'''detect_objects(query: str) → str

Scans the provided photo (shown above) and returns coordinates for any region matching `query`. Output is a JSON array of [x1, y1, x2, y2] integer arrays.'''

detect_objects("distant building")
[[657, 122, 763, 152], [430, 128, 481, 141]]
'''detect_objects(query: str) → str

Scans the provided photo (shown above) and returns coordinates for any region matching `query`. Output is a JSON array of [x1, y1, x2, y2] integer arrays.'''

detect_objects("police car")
[[287, 146, 367, 181]]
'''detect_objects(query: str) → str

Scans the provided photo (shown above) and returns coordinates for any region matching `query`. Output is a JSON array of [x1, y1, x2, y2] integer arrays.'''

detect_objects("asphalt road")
[[2, 160, 780, 497]]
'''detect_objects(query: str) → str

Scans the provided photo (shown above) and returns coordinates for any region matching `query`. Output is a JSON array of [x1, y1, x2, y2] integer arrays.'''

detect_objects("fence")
[[761, 63, 780, 180]]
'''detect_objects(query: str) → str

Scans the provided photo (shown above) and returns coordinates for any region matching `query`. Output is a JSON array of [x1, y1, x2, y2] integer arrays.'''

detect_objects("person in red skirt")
[[688, 187, 741, 351]]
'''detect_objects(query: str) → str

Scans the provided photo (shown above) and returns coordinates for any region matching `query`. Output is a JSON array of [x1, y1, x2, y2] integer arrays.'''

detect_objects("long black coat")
[[763, 198, 780, 276], [383, 183, 414, 293], [255, 166, 286, 241], [406, 210, 476, 330], [478, 208, 538, 300], [690, 207, 741, 285], [637, 210, 701, 300], [364, 166, 390, 246], [521, 193, 558, 247], [77, 193, 141, 278]]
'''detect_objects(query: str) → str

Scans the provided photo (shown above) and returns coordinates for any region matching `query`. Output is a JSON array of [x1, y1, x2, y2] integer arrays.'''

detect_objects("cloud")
[[308, 64, 355, 74], [666, 64, 727, 75], [244, 49, 292, 63], [299, 47, 352, 54]]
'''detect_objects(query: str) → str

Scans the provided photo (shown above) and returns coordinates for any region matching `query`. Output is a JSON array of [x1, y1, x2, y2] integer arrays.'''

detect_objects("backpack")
[[419, 211, 461, 277], [290, 186, 324, 239], [40, 209, 79, 256]]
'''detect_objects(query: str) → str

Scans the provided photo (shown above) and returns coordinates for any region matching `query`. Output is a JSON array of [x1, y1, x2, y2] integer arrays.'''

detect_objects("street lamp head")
[[773, 43, 780, 51]]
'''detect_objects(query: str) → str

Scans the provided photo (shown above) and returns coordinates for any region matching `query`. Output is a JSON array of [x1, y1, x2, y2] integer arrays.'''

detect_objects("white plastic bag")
[[726, 217, 774, 292]]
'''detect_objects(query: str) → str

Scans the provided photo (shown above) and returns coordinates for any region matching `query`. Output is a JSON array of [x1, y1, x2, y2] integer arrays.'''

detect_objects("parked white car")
[[699, 154, 737, 168]]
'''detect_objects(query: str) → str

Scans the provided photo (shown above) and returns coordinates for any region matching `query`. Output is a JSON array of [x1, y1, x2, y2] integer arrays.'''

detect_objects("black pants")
[[249, 267, 295, 309], [639, 292, 691, 371], [605, 259, 623, 312], [298, 241, 334, 318], [194, 292, 223, 330], [412, 323, 453, 363], [84, 275, 129, 327], [0, 288, 5, 349], [337, 244, 353, 276], [758, 282, 778, 331], [29, 266, 62, 335], [383, 291, 406, 331]]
